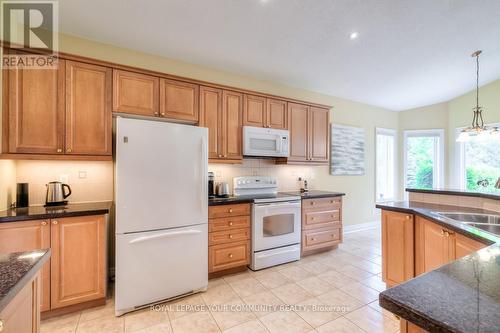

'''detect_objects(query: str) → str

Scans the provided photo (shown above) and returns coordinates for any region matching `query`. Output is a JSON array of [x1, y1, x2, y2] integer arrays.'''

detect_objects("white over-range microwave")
[[243, 126, 290, 157]]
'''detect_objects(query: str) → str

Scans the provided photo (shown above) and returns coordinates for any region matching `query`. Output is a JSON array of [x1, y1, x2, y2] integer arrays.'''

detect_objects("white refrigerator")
[[115, 117, 208, 316]]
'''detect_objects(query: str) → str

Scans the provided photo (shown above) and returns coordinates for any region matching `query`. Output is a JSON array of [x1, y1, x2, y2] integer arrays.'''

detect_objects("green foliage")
[[415, 163, 434, 189], [466, 166, 499, 193]]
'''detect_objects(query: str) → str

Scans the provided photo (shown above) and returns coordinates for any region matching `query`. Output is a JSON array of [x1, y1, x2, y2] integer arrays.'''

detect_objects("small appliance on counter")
[[16, 183, 29, 207], [215, 182, 230, 198], [45, 181, 72, 206], [208, 172, 215, 198]]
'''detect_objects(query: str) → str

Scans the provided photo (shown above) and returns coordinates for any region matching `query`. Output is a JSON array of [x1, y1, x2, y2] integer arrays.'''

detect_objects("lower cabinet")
[[0, 215, 107, 314], [301, 196, 343, 256], [208, 204, 250, 274]]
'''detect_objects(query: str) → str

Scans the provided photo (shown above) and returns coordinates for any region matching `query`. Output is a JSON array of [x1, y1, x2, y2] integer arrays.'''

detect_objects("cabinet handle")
[[154, 112, 159, 116], [311, 238, 315, 241], [41, 221, 47, 226], [310, 202, 315, 205], [228, 253, 233, 258], [52, 221, 58, 225], [331, 215, 334, 218], [66, 148, 72, 153], [331, 234, 335, 238], [229, 222, 234, 226], [161, 113, 165, 116], [57, 148, 62, 153], [218, 154, 222, 158], [0, 319, 4, 332], [229, 234, 233, 239], [405, 215, 411, 220], [311, 217, 315, 220], [440, 229, 445, 236], [228, 208, 233, 213]]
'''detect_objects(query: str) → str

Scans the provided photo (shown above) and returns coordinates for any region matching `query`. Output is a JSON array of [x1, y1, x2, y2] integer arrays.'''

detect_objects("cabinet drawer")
[[209, 204, 251, 219], [209, 215, 250, 232], [209, 228, 250, 246], [209, 240, 250, 273], [302, 227, 341, 251], [303, 197, 341, 211], [303, 209, 341, 229]]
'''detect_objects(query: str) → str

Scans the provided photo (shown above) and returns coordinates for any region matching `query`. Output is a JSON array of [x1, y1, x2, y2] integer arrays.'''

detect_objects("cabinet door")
[[6, 60, 64, 154], [221, 90, 243, 160], [308, 107, 329, 162], [199, 86, 222, 159], [454, 233, 487, 259], [266, 99, 287, 130], [65, 61, 112, 155], [0, 220, 51, 312], [160, 79, 199, 123], [113, 70, 159, 116], [287, 103, 309, 162], [381, 210, 414, 287], [50, 215, 106, 309], [243, 94, 266, 127], [415, 217, 453, 275]]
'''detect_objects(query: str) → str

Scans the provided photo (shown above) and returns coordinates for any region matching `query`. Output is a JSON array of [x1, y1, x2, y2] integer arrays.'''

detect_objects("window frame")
[[403, 129, 445, 195], [375, 127, 397, 203], [456, 122, 500, 190]]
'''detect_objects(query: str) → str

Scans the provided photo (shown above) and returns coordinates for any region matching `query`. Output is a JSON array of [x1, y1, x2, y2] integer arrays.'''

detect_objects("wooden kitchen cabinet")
[[243, 95, 287, 130], [65, 61, 112, 156], [4, 58, 65, 154], [112, 69, 159, 116], [381, 211, 414, 287], [50, 215, 106, 309], [208, 204, 251, 275], [281, 103, 329, 164], [199, 86, 243, 163], [301, 197, 343, 256], [455, 232, 486, 259], [160, 79, 199, 123], [0, 220, 51, 312]]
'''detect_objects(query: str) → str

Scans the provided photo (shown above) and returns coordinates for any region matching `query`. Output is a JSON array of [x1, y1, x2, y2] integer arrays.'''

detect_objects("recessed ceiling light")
[[349, 32, 359, 40]]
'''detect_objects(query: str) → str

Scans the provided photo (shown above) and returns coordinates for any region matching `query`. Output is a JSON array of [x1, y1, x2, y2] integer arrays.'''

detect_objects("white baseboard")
[[344, 221, 380, 234]]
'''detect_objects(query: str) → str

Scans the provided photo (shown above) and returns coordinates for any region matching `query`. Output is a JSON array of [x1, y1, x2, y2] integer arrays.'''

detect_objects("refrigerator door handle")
[[128, 229, 202, 244], [200, 135, 208, 211]]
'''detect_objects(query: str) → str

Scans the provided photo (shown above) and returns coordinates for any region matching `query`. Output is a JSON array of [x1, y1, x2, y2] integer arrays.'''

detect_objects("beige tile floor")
[[41, 227, 400, 333]]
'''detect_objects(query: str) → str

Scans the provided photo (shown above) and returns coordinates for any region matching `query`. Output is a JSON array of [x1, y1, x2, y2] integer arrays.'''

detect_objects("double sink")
[[436, 212, 500, 236]]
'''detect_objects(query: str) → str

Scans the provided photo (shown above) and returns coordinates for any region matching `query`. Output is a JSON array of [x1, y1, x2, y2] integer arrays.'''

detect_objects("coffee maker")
[[208, 172, 215, 198]]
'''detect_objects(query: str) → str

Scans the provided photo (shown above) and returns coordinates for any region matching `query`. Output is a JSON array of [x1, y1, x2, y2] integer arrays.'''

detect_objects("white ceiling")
[[59, 0, 500, 111]]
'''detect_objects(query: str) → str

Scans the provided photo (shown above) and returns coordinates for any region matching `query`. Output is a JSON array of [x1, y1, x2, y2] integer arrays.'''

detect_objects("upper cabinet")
[[200, 86, 243, 163], [4, 59, 65, 154], [243, 94, 288, 130], [65, 61, 112, 156], [113, 70, 159, 116], [3, 58, 112, 158], [160, 79, 199, 123], [282, 103, 329, 164]]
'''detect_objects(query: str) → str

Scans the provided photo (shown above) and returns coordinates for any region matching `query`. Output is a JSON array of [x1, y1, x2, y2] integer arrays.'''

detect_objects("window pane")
[[376, 133, 395, 202], [464, 140, 500, 193], [405, 137, 436, 189]]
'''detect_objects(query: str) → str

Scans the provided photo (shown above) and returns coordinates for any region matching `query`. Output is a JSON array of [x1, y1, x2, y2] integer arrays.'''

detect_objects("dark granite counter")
[[0, 249, 51, 313], [407, 188, 500, 201], [0, 201, 112, 223], [376, 201, 498, 245], [281, 190, 345, 199], [379, 244, 500, 333], [208, 196, 255, 206]]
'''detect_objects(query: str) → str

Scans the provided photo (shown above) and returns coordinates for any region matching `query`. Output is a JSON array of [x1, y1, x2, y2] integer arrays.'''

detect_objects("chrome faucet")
[[495, 177, 500, 189]]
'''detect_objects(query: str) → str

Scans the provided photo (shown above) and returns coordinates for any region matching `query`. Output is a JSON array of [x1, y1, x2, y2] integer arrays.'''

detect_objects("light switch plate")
[[78, 171, 87, 179]]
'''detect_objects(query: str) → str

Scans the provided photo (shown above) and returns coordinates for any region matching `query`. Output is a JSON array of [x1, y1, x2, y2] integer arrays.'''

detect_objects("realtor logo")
[[1, 1, 58, 68]]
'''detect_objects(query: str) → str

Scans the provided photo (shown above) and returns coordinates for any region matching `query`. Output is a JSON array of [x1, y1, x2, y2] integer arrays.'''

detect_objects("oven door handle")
[[256, 248, 299, 259], [254, 201, 301, 208]]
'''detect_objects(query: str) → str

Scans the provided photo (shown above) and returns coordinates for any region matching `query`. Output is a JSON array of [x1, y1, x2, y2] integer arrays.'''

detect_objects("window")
[[376, 128, 397, 202], [404, 129, 444, 192], [457, 123, 500, 193]]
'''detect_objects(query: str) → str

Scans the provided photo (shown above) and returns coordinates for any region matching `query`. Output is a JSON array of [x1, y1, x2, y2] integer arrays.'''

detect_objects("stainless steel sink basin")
[[436, 212, 500, 236]]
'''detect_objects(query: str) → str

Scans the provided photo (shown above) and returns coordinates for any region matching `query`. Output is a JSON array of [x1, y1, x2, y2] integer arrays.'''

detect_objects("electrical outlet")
[[59, 174, 69, 183], [78, 171, 87, 179]]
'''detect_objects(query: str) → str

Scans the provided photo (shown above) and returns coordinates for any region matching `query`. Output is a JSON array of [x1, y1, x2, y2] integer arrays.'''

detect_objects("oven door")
[[252, 201, 301, 252]]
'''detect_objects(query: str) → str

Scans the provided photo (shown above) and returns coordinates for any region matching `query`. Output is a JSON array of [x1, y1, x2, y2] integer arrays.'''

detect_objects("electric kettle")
[[45, 181, 72, 206]]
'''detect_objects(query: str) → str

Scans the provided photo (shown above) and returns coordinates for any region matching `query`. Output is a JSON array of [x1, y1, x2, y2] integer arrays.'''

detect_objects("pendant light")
[[457, 50, 499, 142]]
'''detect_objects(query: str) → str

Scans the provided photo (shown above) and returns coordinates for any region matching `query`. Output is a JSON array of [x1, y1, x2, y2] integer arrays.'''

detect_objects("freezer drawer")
[[115, 224, 208, 315]]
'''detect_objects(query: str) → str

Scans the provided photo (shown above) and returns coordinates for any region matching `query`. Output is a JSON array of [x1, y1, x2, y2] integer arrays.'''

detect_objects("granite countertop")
[[208, 196, 255, 206], [407, 188, 500, 201], [377, 201, 500, 332], [0, 201, 112, 223], [0, 249, 51, 313], [376, 201, 499, 245], [379, 244, 500, 333], [281, 190, 345, 199]]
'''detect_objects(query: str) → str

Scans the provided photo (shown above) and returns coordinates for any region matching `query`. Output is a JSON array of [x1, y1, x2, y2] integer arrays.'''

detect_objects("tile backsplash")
[[15, 160, 114, 206], [208, 159, 319, 194]]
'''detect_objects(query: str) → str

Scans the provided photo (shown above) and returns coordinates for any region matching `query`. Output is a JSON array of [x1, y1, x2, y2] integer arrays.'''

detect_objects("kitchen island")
[[0, 249, 51, 333], [377, 189, 500, 333]]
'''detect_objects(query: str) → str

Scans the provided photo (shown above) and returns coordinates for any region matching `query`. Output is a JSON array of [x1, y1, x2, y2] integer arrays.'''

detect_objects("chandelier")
[[457, 50, 500, 142]]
